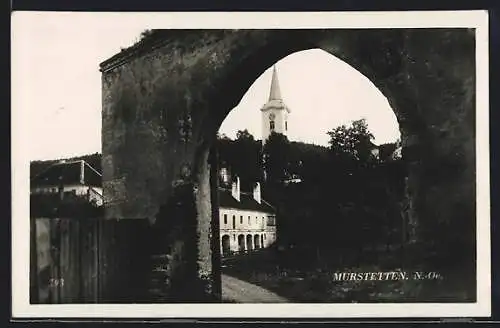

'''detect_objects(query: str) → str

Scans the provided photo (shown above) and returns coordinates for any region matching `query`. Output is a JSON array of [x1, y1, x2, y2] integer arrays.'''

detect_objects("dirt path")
[[221, 274, 289, 303]]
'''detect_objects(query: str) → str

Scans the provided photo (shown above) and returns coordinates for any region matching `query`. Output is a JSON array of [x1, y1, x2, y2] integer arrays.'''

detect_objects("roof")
[[218, 189, 275, 214], [31, 160, 102, 188], [261, 66, 291, 113], [269, 65, 282, 101], [30, 153, 102, 177]]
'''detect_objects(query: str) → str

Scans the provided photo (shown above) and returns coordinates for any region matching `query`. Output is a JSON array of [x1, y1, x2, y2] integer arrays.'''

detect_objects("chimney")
[[80, 160, 85, 184], [219, 166, 230, 186], [231, 176, 240, 202], [58, 184, 64, 200], [253, 182, 261, 204]]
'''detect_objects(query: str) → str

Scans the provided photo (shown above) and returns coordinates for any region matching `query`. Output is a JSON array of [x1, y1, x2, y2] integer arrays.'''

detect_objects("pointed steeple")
[[268, 66, 282, 101]]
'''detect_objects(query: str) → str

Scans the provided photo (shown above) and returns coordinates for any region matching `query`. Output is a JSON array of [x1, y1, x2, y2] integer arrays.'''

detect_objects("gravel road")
[[221, 274, 289, 303]]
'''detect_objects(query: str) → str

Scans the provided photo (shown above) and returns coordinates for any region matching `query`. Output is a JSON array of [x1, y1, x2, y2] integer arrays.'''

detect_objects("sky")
[[14, 13, 400, 161], [220, 50, 400, 146]]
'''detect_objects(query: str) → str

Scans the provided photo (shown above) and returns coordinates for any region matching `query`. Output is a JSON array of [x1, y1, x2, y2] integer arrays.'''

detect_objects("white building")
[[30, 160, 103, 206], [219, 177, 277, 256], [261, 66, 291, 145]]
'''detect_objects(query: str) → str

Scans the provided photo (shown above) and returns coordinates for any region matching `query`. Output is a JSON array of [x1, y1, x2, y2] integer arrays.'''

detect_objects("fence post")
[[30, 217, 38, 303]]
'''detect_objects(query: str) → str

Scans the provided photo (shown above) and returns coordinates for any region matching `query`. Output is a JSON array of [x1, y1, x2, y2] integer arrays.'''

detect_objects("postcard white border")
[[11, 10, 490, 318]]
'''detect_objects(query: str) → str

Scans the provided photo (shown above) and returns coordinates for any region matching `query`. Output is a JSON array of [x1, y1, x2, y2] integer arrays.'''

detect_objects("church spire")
[[261, 65, 290, 145], [268, 65, 282, 101]]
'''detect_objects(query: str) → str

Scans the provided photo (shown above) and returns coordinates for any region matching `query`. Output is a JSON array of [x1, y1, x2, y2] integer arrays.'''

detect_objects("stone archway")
[[101, 29, 476, 301]]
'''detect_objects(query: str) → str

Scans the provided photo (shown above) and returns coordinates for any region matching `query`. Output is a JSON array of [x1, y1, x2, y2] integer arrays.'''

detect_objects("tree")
[[216, 132, 230, 141], [233, 130, 262, 190], [140, 29, 154, 39], [215, 130, 262, 190], [327, 118, 375, 164], [235, 129, 254, 141], [262, 132, 290, 186], [287, 142, 330, 184]]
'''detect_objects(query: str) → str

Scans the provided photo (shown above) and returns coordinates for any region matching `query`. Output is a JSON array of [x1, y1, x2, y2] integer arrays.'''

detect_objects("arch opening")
[[246, 234, 253, 251], [210, 48, 409, 302], [221, 234, 231, 257], [254, 234, 261, 249], [238, 234, 245, 252]]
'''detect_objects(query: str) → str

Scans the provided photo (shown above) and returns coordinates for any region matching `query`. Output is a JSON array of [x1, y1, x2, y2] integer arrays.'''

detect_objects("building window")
[[267, 216, 275, 226], [256, 216, 258, 224], [270, 120, 275, 131], [240, 216, 243, 224], [233, 215, 236, 229], [285, 121, 288, 131], [248, 216, 251, 224], [223, 214, 227, 225]]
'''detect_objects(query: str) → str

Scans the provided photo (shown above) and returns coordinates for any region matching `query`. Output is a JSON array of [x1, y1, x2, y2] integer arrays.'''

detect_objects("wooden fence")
[[31, 217, 99, 303], [30, 196, 152, 304]]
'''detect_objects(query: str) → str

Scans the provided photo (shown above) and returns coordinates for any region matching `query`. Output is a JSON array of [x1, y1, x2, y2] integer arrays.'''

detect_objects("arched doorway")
[[254, 234, 261, 249], [246, 234, 253, 251], [238, 234, 245, 252], [221, 235, 230, 256]]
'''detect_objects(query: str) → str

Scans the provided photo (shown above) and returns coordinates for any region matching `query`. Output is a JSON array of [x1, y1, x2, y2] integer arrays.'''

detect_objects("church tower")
[[261, 66, 291, 146]]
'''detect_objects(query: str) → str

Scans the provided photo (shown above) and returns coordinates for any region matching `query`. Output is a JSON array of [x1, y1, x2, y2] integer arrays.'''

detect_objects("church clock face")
[[269, 113, 275, 120]]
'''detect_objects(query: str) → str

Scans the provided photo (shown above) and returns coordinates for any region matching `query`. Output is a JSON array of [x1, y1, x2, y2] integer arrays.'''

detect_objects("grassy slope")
[[221, 247, 475, 303]]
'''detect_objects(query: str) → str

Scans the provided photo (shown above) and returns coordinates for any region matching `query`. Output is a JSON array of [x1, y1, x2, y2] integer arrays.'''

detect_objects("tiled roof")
[[31, 160, 102, 187], [218, 188, 275, 213], [30, 153, 102, 177]]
